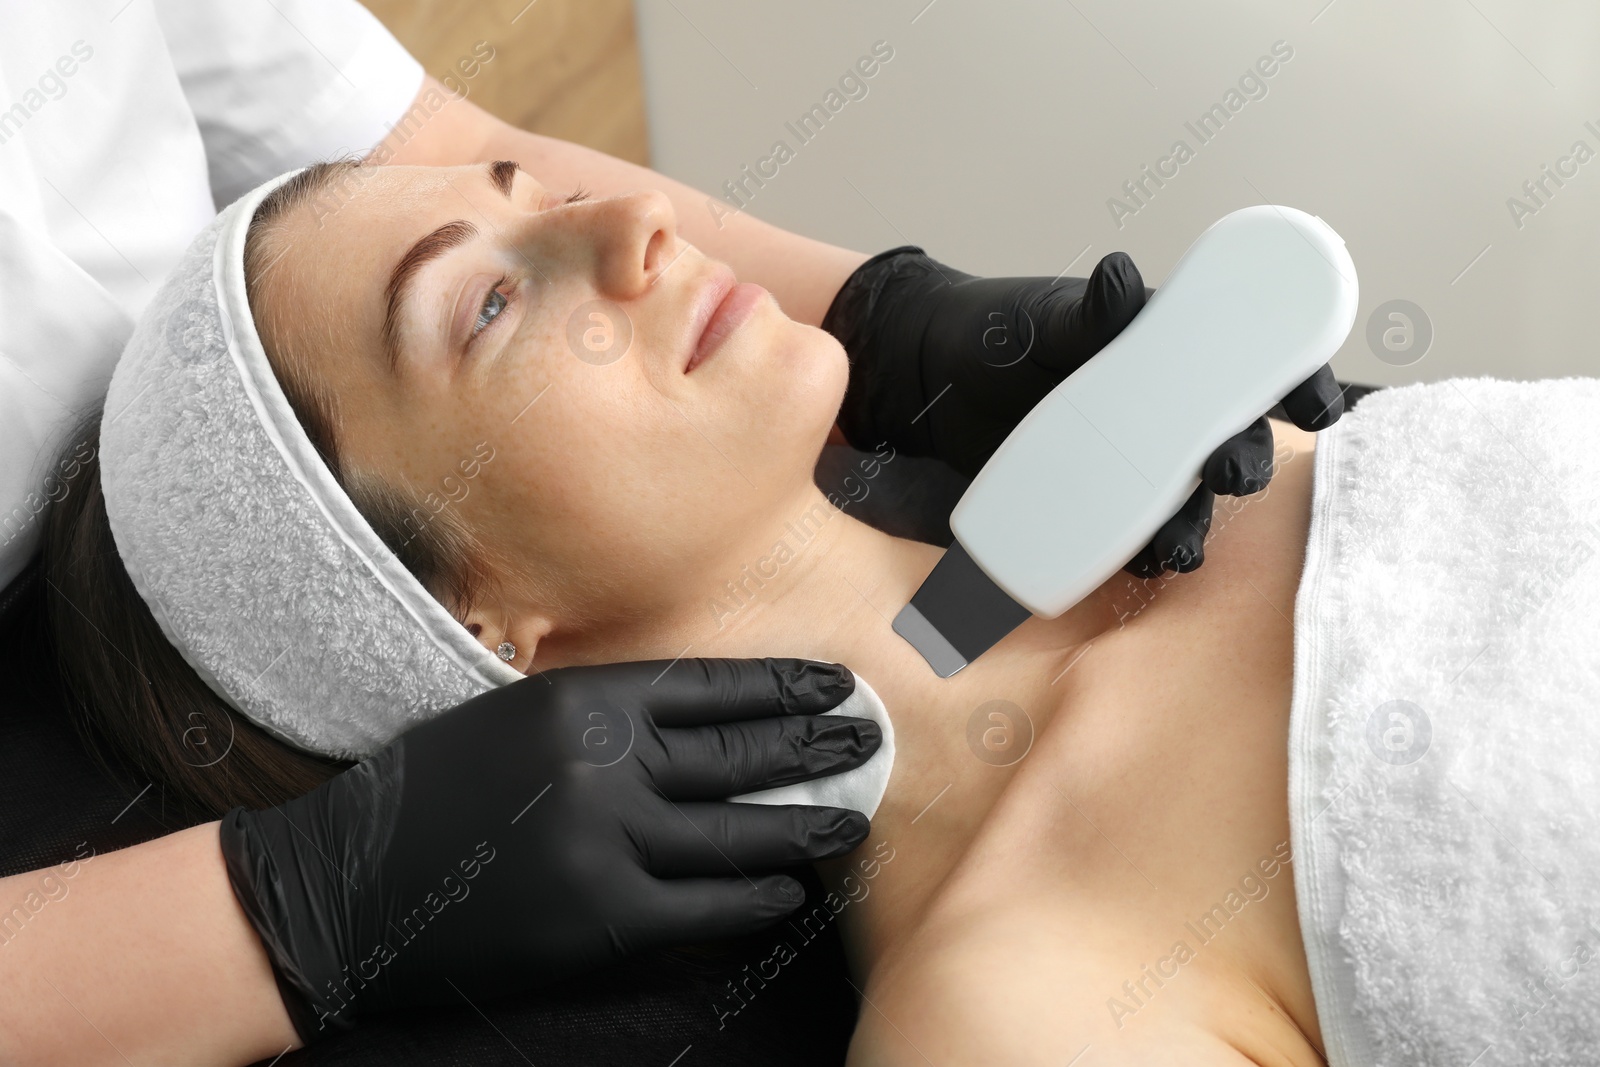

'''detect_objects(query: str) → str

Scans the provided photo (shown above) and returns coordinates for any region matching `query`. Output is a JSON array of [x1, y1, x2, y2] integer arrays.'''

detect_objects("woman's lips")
[[688, 274, 767, 373]]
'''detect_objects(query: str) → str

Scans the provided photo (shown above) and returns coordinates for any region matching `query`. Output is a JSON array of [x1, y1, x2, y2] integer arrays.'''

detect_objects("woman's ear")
[[462, 607, 552, 675]]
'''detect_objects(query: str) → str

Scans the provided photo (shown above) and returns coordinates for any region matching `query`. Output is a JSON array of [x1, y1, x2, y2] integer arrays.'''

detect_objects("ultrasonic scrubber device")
[[893, 205, 1359, 677]]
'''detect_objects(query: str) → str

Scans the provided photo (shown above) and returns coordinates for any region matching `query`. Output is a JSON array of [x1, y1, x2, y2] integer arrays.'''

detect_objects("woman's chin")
[[747, 321, 850, 429], [797, 334, 852, 450], [792, 322, 851, 412]]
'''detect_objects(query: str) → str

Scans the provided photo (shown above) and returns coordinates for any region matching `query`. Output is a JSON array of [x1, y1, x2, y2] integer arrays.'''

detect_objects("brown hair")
[[40, 160, 493, 820]]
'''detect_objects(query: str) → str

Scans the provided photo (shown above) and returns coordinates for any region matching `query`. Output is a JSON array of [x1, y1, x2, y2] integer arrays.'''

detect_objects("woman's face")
[[256, 162, 848, 659]]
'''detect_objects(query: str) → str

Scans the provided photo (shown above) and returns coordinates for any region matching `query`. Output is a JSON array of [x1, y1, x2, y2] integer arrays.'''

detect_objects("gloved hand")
[[821, 245, 1345, 577], [219, 658, 878, 1045]]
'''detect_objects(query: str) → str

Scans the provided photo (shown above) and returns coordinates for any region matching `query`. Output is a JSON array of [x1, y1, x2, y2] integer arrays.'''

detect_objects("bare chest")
[[842, 422, 1326, 1060]]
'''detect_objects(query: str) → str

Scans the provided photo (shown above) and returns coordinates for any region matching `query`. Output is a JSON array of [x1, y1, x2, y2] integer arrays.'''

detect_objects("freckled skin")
[[260, 168, 1322, 1064], [258, 163, 849, 655]]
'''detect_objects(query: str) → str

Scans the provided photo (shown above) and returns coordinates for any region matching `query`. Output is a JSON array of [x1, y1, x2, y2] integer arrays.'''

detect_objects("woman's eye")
[[472, 279, 511, 339]]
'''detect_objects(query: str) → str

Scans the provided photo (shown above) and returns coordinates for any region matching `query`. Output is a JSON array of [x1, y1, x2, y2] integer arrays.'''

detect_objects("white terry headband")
[[100, 168, 523, 759], [97, 168, 897, 819]]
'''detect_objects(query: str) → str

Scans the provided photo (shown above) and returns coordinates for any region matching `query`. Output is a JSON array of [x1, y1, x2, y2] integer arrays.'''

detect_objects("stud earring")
[[496, 641, 517, 662]]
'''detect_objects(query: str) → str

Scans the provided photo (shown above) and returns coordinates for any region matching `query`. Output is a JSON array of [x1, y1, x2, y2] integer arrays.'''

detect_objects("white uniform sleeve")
[[154, 0, 425, 207]]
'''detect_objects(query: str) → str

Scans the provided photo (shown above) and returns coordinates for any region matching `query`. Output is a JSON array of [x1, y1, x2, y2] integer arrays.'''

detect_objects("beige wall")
[[360, 0, 650, 165], [635, 0, 1600, 386]]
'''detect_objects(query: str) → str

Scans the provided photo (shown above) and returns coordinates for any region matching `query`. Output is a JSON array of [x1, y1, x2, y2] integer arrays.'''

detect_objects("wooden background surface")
[[359, 0, 651, 165]]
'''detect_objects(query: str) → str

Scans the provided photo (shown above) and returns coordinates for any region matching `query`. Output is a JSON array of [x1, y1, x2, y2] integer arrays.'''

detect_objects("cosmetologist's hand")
[[821, 245, 1344, 578], [218, 658, 878, 1045]]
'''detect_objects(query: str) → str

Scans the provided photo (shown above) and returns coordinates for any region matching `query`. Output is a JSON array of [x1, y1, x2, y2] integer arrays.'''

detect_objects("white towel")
[[1290, 377, 1600, 1065]]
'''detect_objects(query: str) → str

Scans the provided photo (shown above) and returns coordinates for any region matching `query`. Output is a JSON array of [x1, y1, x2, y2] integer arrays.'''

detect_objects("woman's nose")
[[538, 188, 679, 301]]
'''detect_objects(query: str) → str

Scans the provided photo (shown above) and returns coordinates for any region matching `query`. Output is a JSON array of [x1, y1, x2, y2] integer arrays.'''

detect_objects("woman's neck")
[[674, 480, 1131, 970], [537, 477, 1131, 967], [666, 483, 1118, 752], [698, 483, 947, 698]]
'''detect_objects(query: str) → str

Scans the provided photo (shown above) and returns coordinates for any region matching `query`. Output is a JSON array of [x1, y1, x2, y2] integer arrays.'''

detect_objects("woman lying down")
[[45, 160, 1600, 1065]]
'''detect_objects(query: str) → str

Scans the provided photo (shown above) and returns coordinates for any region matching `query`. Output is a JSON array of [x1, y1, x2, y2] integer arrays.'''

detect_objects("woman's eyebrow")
[[488, 158, 519, 198], [379, 162, 520, 374], [381, 219, 478, 375]]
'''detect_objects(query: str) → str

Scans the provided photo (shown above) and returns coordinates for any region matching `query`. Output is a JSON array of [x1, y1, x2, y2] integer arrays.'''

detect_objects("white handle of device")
[[948, 204, 1359, 619]]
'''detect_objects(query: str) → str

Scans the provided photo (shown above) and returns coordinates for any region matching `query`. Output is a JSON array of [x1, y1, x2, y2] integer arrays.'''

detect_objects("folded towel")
[[1290, 377, 1600, 1065]]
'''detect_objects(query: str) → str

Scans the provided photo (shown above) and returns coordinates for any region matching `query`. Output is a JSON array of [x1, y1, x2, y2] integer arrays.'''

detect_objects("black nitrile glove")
[[822, 245, 1345, 577], [219, 658, 879, 1045]]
